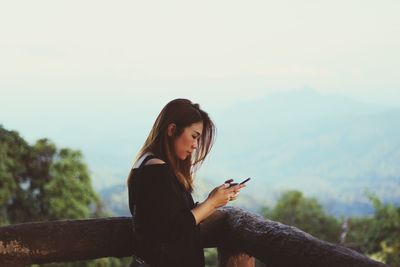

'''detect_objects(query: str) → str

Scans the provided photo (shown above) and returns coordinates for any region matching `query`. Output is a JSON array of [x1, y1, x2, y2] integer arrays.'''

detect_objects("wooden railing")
[[0, 207, 387, 267]]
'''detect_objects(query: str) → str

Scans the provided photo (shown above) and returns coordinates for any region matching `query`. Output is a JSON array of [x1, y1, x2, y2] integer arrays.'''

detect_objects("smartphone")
[[228, 177, 251, 188], [239, 177, 251, 185]]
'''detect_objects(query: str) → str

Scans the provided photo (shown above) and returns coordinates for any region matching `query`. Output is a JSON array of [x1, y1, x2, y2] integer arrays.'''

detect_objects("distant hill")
[[97, 89, 400, 217], [199, 89, 400, 216]]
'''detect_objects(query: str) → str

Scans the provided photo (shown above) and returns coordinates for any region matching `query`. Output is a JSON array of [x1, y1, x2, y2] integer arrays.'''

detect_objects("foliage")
[[0, 125, 116, 267], [261, 190, 342, 243], [0, 125, 108, 225], [346, 192, 400, 266], [204, 248, 218, 267], [260, 189, 400, 266]]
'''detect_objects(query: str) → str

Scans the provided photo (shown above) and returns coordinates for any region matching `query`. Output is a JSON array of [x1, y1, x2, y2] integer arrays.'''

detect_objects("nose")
[[192, 139, 198, 149]]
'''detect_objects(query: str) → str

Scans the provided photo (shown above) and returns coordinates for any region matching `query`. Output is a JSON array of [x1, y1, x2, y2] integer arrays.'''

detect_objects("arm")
[[191, 183, 246, 225], [191, 200, 217, 225]]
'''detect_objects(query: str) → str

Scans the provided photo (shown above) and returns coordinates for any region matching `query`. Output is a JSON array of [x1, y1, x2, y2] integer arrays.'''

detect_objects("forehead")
[[187, 122, 203, 134]]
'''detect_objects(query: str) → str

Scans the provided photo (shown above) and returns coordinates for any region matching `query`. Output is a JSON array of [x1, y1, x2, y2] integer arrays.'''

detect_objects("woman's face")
[[170, 121, 203, 160]]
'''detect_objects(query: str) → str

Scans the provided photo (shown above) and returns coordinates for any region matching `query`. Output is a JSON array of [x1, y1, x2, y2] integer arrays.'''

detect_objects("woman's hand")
[[206, 182, 246, 209], [191, 182, 246, 225]]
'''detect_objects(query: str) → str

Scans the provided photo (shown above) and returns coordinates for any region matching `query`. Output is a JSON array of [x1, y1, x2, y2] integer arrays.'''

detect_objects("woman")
[[127, 98, 245, 267]]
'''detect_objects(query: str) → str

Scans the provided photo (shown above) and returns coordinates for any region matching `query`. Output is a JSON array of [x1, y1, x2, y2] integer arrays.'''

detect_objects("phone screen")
[[239, 177, 251, 185], [228, 177, 251, 188]]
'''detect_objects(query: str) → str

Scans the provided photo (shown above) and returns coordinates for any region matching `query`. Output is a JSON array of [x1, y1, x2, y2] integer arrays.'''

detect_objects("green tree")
[[0, 125, 130, 266], [43, 147, 101, 220], [346, 193, 400, 266], [0, 126, 107, 224], [261, 190, 341, 243], [0, 125, 32, 224]]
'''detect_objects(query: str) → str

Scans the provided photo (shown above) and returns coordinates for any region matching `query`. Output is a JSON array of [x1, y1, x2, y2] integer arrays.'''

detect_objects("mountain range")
[[96, 89, 400, 218]]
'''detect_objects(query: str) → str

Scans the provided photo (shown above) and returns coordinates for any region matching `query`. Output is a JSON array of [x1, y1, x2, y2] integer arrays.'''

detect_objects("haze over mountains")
[[3, 89, 399, 217], [97, 89, 400, 218]]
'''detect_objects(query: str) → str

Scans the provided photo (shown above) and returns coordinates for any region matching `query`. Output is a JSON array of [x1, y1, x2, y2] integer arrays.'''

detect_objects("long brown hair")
[[126, 98, 216, 193]]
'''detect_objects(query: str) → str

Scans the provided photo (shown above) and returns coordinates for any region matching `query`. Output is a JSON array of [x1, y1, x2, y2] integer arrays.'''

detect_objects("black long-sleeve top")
[[128, 163, 205, 267]]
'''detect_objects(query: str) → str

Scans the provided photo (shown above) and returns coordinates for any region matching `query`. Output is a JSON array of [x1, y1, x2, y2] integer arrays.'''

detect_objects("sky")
[[1, 0, 400, 120], [0, 0, 399, 203]]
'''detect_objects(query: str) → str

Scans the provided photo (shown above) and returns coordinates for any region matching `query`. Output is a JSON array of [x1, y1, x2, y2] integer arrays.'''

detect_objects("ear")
[[167, 123, 176, 137]]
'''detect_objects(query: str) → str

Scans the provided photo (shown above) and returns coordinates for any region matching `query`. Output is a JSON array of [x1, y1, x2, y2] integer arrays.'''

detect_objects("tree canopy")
[[0, 125, 106, 225]]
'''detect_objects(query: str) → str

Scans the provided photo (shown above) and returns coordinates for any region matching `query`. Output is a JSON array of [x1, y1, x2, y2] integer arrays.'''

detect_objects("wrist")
[[204, 198, 217, 210]]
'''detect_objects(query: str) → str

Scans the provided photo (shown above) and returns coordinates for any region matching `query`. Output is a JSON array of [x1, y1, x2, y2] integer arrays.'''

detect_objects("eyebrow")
[[194, 131, 201, 136]]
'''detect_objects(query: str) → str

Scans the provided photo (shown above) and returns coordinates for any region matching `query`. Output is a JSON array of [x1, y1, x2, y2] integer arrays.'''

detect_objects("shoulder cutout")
[[145, 158, 167, 166]]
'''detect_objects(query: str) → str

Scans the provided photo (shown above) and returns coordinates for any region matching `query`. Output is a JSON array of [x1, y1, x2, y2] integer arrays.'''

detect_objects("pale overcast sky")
[[1, 0, 400, 114]]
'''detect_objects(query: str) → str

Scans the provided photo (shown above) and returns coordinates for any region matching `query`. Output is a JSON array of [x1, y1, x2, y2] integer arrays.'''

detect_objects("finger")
[[223, 183, 236, 190], [229, 195, 238, 201], [228, 184, 242, 192], [231, 192, 239, 198], [221, 183, 230, 189]]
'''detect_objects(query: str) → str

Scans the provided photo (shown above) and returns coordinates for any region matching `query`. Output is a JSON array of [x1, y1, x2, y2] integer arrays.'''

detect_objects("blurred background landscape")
[[1, 0, 399, 266]]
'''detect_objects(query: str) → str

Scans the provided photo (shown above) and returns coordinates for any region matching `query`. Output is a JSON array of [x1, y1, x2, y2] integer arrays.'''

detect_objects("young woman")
[[127, 98, 246, 267]]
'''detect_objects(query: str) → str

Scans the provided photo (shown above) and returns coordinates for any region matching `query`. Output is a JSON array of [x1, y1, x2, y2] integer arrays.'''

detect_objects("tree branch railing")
[[0, 207, 387, 267]]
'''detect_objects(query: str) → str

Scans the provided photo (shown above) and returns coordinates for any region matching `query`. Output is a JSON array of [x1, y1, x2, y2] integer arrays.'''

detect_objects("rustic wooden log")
[[198, 208, 256, 267], [0, 207, 388, 267], [0, 217, 134, 266], [213, 207, 387, 267]]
